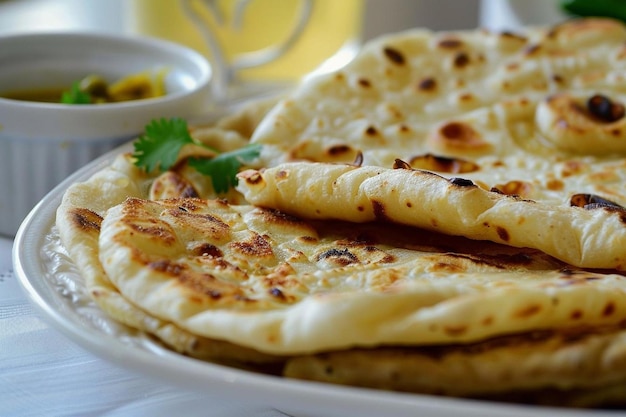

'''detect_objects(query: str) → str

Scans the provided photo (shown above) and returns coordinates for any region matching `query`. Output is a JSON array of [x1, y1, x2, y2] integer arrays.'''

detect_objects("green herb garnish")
[[133, 117, 261, 194], [60, 81, 92, 104], [560, 0, 626, 23], [133, 118, 200, 172], [188, 146, 262, 193]]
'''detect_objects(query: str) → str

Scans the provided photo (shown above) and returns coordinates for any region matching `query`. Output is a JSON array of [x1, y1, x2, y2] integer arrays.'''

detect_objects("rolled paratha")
[[237, 161, 626, 270]]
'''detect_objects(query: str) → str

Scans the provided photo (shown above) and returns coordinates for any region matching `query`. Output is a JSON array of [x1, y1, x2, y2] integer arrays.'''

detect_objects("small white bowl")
[[0, 32, 212, 236]]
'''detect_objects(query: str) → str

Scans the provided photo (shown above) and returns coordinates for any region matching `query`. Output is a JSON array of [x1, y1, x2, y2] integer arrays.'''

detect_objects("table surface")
[[0, 236, 293, 417]]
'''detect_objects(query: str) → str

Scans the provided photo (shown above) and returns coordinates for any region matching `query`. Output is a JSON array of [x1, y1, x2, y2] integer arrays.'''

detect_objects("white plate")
[[12, 145, 623, 417]]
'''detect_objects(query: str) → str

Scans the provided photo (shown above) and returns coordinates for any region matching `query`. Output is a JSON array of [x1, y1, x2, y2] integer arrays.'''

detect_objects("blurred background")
[[0, 0, 485, 40], [0, 0, 574, 90]]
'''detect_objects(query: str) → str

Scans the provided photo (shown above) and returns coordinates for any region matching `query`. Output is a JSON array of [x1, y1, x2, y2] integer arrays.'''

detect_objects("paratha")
[[99, 194, 626, 355], [55, 18, 626, 407], [56, 99, 284, 365], [96, 194, 626, 405], [251, 18, 626, 166], [237, 161, 626, 270]]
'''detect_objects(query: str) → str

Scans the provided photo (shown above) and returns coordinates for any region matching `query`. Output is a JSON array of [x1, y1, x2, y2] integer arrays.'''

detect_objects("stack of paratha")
[[57, 18, 626, 407]]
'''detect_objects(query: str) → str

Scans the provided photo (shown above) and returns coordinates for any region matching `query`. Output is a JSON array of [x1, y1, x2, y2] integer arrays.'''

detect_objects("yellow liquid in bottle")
[[128, 0, 363, 82]]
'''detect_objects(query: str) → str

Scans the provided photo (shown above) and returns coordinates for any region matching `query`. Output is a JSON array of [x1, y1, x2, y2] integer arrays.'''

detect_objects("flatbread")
[[247, 18, 626, 265], [237, 161, 626, 270], [99, 195, 626, 355], [56, 99, 284, 365], [54, 18, 626, 407], [251, 18, 626, 166], [284, 326, 626, 401]]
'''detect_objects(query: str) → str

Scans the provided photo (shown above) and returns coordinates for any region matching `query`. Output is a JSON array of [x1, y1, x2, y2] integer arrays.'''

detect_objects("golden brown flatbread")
[[99, 195, 626, 355], [251, 18, 626, 166], [237, 161, 626, 270], [55, 18, 626, 408]]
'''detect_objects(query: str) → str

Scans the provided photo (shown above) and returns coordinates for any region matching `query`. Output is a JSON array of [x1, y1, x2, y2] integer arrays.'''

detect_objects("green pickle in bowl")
[[2, 70, 167, 104]]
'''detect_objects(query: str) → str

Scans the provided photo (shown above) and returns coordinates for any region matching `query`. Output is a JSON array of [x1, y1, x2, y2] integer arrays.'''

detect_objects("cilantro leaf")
[[188, 144, 262, 194], [132, 118, 198, 173], [60, 81, 92, 104], [132, 117, 261, 194]]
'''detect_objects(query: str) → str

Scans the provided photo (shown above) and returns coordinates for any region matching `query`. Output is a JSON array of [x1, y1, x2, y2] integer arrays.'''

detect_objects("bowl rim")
[[0, 31, 212, 140], [0, 31, 212, 110]]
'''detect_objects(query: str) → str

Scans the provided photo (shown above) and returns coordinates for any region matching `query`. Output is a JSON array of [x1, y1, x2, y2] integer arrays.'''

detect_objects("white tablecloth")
[[0, 236, 290, 417]]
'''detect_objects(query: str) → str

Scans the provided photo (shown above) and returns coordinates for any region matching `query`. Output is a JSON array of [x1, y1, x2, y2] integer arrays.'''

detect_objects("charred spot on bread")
[[317, 248, 359, 266], [570, 193, 625, 210], [438, 38, 464, 49], [229, 233, 274, 258], [491, 181, 533, 198], [150, 171, 200, 199], [392, 159, 412, 170], [449, 177, 475, 187], [432, 121, 491, 153], [193, 243, 224, 258], [259, 208, 306, 227], [496, 226, 510, 242], [383, 46, 405, 65], [358, 78, 372, 88], [269, 287, 287, 301], [371, 200, 389, 221], [327, 144, 354, 157], [127, 221, 177, 245], [409, 153, 480, 174], [587, 94, 625, 123], [365, 126, 379, 136], [453, 52, 471, 68], [70, 207, 102, 233], [515, 304, 542, 319], [148, 259, 185, 276], [417, 77, 437, 92], [552, 74, 565, 84]]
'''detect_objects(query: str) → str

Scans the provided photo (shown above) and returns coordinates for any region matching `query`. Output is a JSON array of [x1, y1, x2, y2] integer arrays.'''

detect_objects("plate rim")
[[11, 144, 623, 417]]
